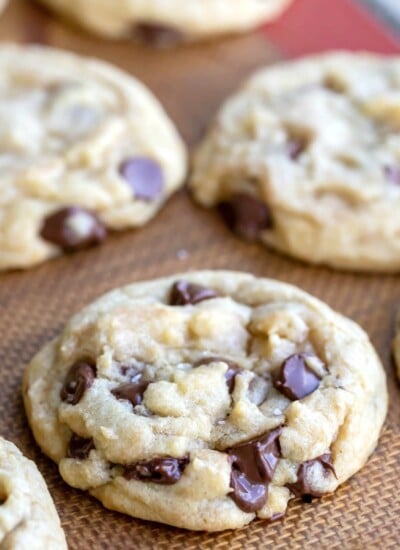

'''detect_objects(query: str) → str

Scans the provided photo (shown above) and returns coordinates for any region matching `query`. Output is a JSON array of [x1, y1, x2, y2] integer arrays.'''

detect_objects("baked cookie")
[[23, 271, 387, 531], [0, 437, 67, 549], [0, 44, 186, 271], [35, 0, 293, 44], [191, 53, 400, 272]]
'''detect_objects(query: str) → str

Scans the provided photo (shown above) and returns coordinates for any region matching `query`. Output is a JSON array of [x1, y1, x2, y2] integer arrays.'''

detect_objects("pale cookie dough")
[[0, 437, 67, 549], [191, 53, 400, 272], [23, 271, 387, 531], [35, 0, 293, 44], [0, 43, 187, 271]]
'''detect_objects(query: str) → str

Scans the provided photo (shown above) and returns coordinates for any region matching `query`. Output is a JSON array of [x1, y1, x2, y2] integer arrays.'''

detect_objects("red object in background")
[[263, 0, 400, 56]]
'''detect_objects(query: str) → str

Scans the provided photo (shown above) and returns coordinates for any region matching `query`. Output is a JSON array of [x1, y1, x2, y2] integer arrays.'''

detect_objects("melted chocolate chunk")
[[111, 381, 150, 406], [170, 281, 219, 306], [40, 207, 106, 251], [384, 164, 400, 185], [287, 453, 336, 499], [119, 365, 142, 381], [228, 427, 282, 513], [219, 193, 273, 241], [134, 23, 184, 47], [230, 471, 267, 513], [274, 354, 320, 401], [124, 456, 189, 485], [67, 435, 95, 460], [119, 157, 164, 201], [60, 361, 96, 405], [194, 356, 241, 393]]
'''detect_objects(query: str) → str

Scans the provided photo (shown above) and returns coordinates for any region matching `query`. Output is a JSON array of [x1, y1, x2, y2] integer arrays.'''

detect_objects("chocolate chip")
[[169, 281, 219, 306], [60, 361, 96, 405], [67, 434, 95, 460], [225, 366, 241, 393], [229, 471, 267, 513], [133, 23, 184, 47], [274, 354, 320, 401], [119, 365, 142, 381], [194, 357, 241, 393], [119, 157, 164, 201], [287, 453, 336, 499], [218, 193, 273, 241], [288, 138, 307, 160], [228, 427, 282, 513], [111, 381, 150, 406], [40, 207, 106, 251], [124, 456, 189, 485], [384, 165, 400, 185]]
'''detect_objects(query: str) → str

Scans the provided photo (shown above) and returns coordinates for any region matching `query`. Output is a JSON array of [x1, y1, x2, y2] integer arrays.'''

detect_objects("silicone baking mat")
[[0, 0, 399, 547]]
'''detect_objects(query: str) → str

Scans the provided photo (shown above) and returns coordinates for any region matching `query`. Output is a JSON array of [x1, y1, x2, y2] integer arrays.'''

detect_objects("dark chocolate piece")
[[119, 157, 164, 201], [40, 207, 106, 250], [111, 381, 150, 406], [228, 427, 282, 513], [288, 138, 307, 159], [119, 365, 142, 381], [218, 193, 273, 241], [60, 361, 96, 405], [67, 435, 95, 460], [134, 23, 184, 47], [124, 456, 189, 485], [287, 453, 336, 499], [274, 354, 321, 401], [170, 281, 218, 306]]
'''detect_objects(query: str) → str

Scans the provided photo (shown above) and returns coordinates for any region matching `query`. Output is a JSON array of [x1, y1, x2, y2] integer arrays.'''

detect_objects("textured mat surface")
[[0, 0, 400, 548]]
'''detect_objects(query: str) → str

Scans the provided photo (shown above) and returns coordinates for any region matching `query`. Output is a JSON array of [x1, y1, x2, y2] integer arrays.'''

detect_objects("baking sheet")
[[0, 0, 400, 547]]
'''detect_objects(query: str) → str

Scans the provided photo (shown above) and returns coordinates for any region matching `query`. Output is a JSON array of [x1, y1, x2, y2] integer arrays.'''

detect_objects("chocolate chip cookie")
[[191, 53, 400, 271], [23, 271, 387, 531], [34, 0, 293, 44], [0, 437, 67, 548], [0, 44, 187, 270]]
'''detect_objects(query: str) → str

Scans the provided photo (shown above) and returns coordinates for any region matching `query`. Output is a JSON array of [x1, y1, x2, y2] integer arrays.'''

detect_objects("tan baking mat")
[[0, 1, 399, 548]]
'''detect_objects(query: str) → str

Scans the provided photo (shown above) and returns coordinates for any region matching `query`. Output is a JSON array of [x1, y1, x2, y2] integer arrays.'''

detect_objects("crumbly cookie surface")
[[191, 53, 400, 272], [0, 43, 186, 271], [35, 0, 292, 43], [0, 437, 67, 549], [23, 271, 387, 531]]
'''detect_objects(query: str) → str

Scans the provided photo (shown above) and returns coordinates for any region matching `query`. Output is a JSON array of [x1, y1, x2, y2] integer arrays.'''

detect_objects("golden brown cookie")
[[0, 437, 67, 549], [23, 271, 387, 531], [0, 43, 186, 270], [191, 53, 400, 271]]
